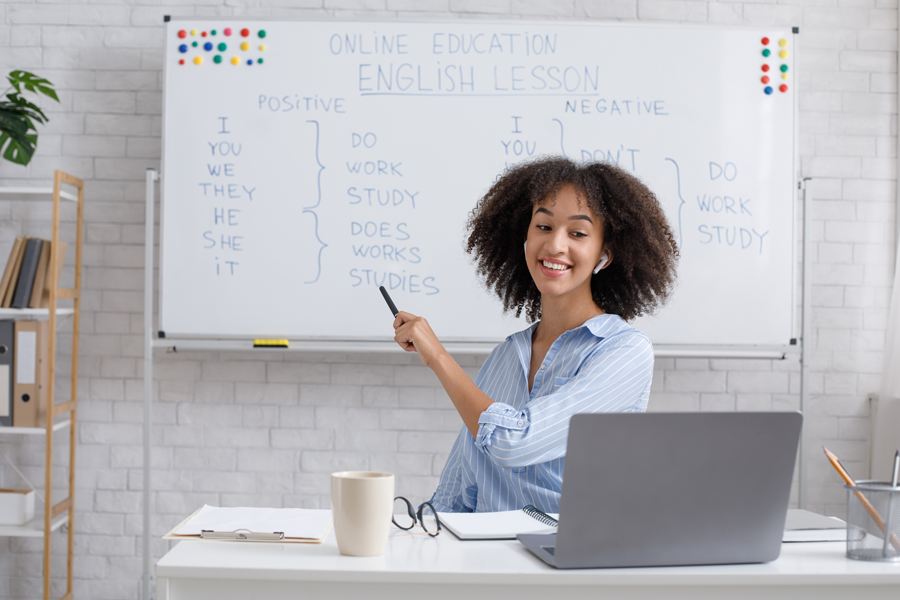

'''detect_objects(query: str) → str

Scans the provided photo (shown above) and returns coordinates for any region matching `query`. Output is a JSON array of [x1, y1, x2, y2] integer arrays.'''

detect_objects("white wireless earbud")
[[524, 241, 528, 256], [593, 253, 608, 274]]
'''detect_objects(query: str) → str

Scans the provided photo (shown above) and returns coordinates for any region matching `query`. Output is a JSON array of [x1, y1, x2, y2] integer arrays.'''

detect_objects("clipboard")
[[163, 505, 333, 544]]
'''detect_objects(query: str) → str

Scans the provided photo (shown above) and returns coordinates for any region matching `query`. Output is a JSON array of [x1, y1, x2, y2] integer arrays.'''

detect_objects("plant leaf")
[[2, 93, 48, 124], [8, 70, 58, 102], [0, 130, 37, 165], [0, 110, 33, 137]]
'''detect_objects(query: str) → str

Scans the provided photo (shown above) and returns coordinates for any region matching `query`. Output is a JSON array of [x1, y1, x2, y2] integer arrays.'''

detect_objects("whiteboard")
[[160, 19, 796, 346]]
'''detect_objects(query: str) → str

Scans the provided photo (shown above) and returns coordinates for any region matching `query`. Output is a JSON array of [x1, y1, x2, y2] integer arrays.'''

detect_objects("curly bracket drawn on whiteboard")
[[665, 158, 686, 251], [552, 118, 566, 157], [303, 120, 328, 284]]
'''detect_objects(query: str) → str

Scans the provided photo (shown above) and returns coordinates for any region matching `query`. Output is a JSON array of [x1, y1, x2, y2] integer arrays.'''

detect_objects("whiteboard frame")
[[155, 17, 801, 356]]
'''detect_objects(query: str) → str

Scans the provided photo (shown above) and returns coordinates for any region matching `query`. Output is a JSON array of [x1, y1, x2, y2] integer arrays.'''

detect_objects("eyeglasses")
[[392, 497, 442, 537]]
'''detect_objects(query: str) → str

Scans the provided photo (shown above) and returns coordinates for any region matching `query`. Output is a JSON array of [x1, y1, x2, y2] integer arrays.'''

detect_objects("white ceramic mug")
[[331, 471, 395, 556]]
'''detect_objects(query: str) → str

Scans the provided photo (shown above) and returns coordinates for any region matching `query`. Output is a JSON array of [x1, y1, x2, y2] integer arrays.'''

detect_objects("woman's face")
[[525, 183, 608, 304]]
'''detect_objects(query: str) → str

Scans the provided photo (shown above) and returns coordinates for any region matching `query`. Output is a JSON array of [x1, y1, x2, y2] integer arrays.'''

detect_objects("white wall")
[[0, 0, 896, 598]]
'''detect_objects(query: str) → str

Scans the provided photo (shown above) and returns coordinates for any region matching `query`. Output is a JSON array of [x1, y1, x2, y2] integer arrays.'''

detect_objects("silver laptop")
[[518, 412, 802, 569]]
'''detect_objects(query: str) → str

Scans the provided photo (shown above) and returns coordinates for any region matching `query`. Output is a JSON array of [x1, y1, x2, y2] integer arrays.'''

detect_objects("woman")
[[392, 157, 678, 513]]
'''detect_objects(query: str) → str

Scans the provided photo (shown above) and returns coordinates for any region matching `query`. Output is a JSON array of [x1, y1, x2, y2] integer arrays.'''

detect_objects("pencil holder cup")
[[844, 480, 900, 562]]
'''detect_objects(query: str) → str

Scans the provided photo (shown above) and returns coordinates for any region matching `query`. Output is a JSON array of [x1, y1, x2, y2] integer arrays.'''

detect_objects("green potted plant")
[[0, 71, 59, 166]]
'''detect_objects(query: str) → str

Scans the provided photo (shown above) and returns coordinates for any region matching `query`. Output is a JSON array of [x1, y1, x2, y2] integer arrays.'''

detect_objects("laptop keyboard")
[[542, 546, 555, 556]]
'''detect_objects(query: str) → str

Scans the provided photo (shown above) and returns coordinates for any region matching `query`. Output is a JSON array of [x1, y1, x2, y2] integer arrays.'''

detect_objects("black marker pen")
[[379, 286, 399, 318]]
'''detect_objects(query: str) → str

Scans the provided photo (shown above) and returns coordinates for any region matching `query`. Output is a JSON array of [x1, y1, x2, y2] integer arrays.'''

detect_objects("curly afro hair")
[[466, 156, 679, 323]]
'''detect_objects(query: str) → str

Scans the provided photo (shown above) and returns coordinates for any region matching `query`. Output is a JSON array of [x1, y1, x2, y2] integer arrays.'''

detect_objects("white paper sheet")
[[15, 332, 35, 385], [175, 505, 332, 540], [0, 365, 9, 417]]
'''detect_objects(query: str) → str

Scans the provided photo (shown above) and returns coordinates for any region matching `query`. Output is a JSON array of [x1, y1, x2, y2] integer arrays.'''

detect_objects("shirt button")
[[540, 364, 545, 370], [517, 420, 525, 427]]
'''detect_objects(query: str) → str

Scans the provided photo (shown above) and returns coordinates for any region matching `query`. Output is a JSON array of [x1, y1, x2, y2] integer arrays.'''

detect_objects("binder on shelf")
[[12, 320, 48, 428], [1, 238, 28, 308], [28, 241, 51, 309], [0, 237, 25, 305], [10, 238, 43, 309], [0, 320, 13, 427], [36, 241, 67, 309]]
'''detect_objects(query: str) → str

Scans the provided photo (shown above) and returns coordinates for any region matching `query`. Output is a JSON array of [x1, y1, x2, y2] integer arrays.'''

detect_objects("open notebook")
[[439, 506, 558, 540]]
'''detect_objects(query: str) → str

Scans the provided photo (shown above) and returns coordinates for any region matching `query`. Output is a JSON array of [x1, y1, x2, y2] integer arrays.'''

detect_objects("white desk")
[[156, 529, 900, 600]]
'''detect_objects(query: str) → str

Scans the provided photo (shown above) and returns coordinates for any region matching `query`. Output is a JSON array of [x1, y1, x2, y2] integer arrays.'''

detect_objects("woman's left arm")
[[393, 311, 493, 437]]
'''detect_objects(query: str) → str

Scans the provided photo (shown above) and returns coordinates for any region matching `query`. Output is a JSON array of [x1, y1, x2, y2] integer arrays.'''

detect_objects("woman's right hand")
[[393, 311, 447, 368]]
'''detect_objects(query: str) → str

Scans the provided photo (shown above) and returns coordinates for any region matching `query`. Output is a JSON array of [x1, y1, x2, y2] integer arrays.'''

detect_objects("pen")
[[823, 446, 900, 551], [892, 450, 899, 488], [379, 286, 399, 318], [885, 449, 900, 557]]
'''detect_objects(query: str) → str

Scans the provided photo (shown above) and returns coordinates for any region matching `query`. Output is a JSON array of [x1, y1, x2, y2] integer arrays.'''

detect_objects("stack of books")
[[0, 236, 67, 309]]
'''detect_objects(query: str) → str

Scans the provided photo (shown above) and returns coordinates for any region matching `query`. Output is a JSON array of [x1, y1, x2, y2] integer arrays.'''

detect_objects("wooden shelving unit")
[[0, 171, 83, 600]]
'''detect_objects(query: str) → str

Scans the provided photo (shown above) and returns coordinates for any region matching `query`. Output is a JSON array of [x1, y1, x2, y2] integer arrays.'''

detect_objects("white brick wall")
[[0, 1, 896, 598]]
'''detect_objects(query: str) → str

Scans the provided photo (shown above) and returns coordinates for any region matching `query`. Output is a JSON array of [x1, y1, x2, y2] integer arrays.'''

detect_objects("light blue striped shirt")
[[431, 314, 653, 513]]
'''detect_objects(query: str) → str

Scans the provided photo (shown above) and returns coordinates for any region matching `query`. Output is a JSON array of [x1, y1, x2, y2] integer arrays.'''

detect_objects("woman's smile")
[[538, 258, 572, 277]]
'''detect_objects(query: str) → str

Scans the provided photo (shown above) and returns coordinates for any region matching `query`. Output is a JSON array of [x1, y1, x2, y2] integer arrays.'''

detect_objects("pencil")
[[822, 446, 900, 551]]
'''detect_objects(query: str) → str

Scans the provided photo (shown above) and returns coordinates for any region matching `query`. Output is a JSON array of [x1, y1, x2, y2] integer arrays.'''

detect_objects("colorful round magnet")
[[178, 44, 187, 53], [246, 59, 253, 65], [211, 30, 217, 35], [190, 29, 197, 36], [218, 42, 227, 51], [192, 41, 198, 47], [178, 30, 187, 39], [204, 42, 213, 51], [779, 38, 788, 47], [782, 73, 788, 80], [764, 86, 773, 95], [259, 44, 267, 51], [258, 30, 266, 38], [179, 59, 185, 65], [779, 50, 788, 59], [224, 28, 233, 36], [231, 56, 240, 65], [240, 41, 249, 51], [214, 55, 222, 64], [193, 56, 203, 65], [761, 76, 770, 84], [780, 64, 788, 72], [202, 32, 207, 37], [780, 84, 788, 92], [762, 48, 770, 57], [241, 28, 250, 37], [257, 58, 263, 64], [761, 37, 769, 45], [761, 64, 770, 72]]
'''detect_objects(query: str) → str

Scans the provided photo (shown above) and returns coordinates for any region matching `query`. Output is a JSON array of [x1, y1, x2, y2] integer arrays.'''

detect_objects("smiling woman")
[[391, 157, 679, 513]]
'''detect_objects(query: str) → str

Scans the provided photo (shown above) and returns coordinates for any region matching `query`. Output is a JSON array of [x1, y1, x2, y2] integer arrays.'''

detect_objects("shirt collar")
[[506, 313, 630, 342]]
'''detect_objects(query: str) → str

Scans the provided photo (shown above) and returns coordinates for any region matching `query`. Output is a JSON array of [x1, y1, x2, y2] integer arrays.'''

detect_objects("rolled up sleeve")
[[473, 332, 653, 468]]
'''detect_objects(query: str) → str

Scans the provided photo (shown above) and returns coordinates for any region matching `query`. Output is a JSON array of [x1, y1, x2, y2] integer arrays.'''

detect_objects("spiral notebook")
[[439, 505, 558, 540]]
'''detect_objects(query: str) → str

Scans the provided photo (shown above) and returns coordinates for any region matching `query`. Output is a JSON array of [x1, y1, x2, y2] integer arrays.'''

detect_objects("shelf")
[[0, 420, 71, 436], [0, 513, 68, 538], [0, 308, 75, 321], [0, 187, 77, 202]]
